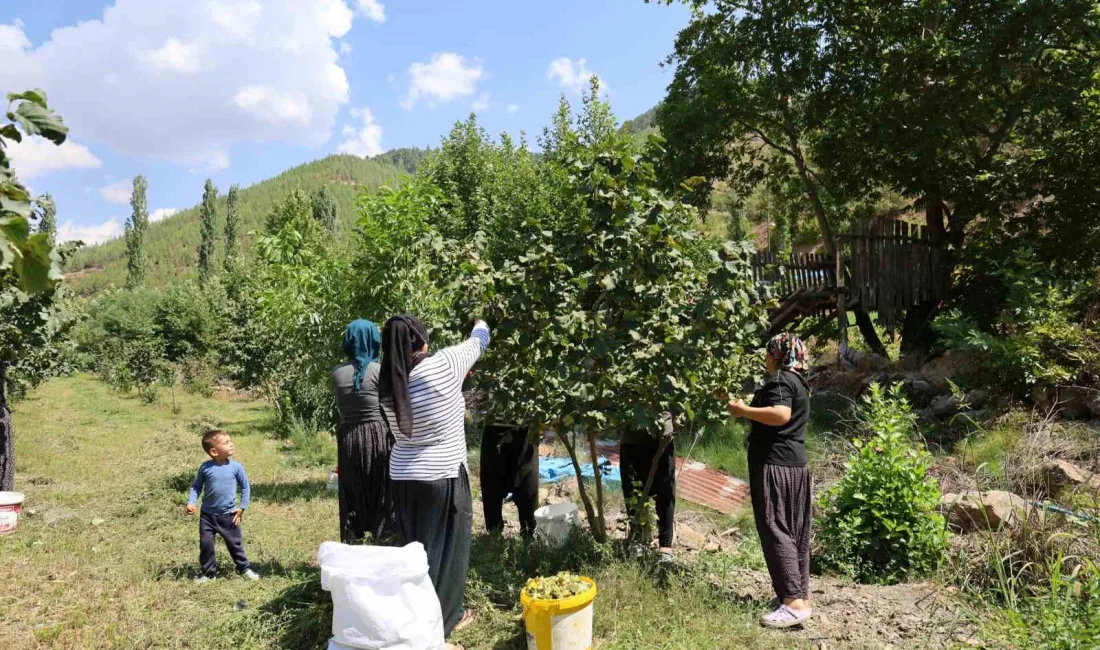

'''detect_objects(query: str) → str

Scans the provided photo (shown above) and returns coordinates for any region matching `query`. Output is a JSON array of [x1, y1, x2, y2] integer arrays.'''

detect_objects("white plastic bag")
[[534, 502, 581, 548], [318, 541, 445, 650]]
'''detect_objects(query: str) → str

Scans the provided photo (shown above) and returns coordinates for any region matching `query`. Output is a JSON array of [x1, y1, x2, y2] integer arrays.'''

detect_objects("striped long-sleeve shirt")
[[384, 321, 491, 481]]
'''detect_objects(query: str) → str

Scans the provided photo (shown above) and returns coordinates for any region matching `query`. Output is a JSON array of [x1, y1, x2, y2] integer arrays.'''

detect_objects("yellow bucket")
[[520, 576, 597, 650]]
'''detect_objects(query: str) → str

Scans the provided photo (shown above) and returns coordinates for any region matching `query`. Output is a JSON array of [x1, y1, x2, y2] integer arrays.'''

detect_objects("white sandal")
[[760, 604, 812, 628]]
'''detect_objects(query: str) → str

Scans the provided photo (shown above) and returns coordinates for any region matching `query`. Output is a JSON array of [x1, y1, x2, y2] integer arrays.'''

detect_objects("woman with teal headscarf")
[[331, 319, 393, 542]]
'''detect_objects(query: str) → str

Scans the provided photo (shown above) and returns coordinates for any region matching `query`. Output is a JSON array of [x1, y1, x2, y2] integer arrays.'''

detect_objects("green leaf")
[[6, 89, 48, 107], [0, 124, 22, 143], [12, 100, 68, 145]]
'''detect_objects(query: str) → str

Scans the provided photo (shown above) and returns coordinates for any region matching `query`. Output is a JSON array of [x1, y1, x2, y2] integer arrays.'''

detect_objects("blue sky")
[[0, 0, 690, 244]]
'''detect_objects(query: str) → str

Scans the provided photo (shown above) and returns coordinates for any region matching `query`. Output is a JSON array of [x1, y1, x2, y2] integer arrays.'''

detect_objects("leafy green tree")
[[815, 0, 1100, 351], [34, 193, 56, 244], [0, 89, 66, 294], [224, 184, 240, 272], [125, 175, 149, 289], [0, 89, 70, 490], [351, 178, 460, 333], [197, 179, 218, 286], [655, 0, 841, 257], [248, 193, 353, 434], [311, 185, 339, 235], [458, 88, 769, 539]]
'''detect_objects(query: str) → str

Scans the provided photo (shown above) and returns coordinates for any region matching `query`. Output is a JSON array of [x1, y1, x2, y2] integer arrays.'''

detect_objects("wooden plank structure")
[[750, 217, 945, 345]]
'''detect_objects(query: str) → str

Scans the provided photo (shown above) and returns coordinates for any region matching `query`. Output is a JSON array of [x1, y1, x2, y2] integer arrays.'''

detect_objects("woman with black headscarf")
[[728, 333, 813, 629], [379, 315, 490, 643], [330, 319, 393, 543]]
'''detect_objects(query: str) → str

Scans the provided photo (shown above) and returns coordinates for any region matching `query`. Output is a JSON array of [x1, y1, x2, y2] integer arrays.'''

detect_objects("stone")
[[1086, 393, 1100, 418], [1042, 459, 1100, 491], [965, 389, 990, 409], [910, 379, 933, 395], [940, 491, 1038, 532], [932, 394, 961, 418], [676, 524, 706, 551]]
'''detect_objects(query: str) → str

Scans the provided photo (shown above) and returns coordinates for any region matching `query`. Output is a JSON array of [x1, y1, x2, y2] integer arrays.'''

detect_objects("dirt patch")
[[63, 264, 104, 281], [719, 569, 974, 649]]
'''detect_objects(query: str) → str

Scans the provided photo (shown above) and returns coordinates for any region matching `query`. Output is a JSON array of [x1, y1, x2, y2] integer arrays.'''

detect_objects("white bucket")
[[534, 502, 580, 548], [0, 492, 25, 536]]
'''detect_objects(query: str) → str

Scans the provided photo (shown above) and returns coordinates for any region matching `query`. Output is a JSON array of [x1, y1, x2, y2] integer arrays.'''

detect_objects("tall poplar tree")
[[224, 183, 240, 272], [311, 185, 339, 234], [124, 175, 149, 289], [197, 179, 218, 286], [35, 193, 57, 244]]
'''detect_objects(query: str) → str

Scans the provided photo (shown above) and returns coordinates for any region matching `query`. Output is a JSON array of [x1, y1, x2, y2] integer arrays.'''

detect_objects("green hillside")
[[65, 152, 430, 294]]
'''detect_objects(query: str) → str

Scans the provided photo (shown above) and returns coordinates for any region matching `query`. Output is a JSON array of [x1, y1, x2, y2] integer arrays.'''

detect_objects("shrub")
[[940, 251, 1100, 393], [816, 383, 949, 584]]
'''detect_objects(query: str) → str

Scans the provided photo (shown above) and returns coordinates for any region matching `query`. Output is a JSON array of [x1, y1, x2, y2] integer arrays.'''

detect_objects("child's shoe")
[[194, 575, 215, 585], [241, 569, 261, 581]]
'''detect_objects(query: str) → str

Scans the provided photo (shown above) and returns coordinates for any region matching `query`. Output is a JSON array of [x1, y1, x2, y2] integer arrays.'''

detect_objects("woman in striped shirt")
[[379, 315, 490, 645]]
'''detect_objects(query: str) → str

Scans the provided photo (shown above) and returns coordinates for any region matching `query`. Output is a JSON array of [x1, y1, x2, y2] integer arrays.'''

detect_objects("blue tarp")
[[538, 456, 621, 484]]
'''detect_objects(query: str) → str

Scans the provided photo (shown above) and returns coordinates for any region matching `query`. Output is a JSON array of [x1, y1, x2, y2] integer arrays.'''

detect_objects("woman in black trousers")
[[479, 421, 539, 538], [728, 333, 813, 628]]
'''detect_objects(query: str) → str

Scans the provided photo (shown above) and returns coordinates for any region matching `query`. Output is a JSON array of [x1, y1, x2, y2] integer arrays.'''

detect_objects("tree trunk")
[[790, 147, 837, 259], [560, 429, 605, 543], [586, 429, 606, 537], [854, 309, 888, 357], [0, 362, 13, 492]]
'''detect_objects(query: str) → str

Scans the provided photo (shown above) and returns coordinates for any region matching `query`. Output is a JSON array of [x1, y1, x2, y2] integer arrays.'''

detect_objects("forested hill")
[[620, 104, 659, 136], [65, 151, 431, 294]]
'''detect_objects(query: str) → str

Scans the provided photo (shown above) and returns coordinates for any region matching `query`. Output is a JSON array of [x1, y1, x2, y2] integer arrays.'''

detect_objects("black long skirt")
[[336, 419, 394, 543], [392, 466, 473, 638]]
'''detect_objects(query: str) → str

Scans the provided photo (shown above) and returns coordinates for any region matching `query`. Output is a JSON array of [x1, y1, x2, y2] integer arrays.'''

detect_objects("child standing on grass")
[[186, 429, 260, 584]]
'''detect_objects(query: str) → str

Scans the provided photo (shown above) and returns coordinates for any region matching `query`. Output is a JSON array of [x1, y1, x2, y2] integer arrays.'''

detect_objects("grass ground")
[[2, 374, 808, 650]]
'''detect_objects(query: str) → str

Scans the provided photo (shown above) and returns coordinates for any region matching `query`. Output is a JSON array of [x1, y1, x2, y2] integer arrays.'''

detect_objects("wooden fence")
[[749, 217, 946, 330]]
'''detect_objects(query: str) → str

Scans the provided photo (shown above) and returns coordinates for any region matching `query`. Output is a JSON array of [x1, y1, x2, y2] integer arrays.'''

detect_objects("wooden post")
[[836, 237, 848, 366]]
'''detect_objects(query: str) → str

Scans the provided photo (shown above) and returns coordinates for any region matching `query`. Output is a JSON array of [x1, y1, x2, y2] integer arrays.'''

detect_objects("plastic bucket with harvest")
[[520, 576, 597, 650], [0, 492, 25, 535]]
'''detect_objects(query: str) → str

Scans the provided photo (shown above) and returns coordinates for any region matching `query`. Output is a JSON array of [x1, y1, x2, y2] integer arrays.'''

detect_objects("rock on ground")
[[939, 490, 1040, 532]]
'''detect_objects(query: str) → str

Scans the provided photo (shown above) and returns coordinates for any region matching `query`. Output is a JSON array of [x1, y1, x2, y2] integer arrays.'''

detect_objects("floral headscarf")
[[766, 332, 809, 374]]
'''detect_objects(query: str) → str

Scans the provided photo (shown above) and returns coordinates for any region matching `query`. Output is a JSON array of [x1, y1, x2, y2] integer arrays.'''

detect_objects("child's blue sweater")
[[187, 459, 251, 515]]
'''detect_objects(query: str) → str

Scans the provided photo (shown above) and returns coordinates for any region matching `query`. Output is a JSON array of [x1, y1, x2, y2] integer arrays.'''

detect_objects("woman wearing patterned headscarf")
[[330, 319, 392, 543], [728, 332, 813, 629]]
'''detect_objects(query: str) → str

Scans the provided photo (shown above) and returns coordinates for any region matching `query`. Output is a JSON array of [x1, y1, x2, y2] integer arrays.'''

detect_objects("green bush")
[[816, 383, 949, 584], [942, 250, 1100, 392]]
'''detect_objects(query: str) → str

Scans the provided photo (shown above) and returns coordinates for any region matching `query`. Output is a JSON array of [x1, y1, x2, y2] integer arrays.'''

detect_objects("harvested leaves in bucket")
[[523, 572, 591, 600]]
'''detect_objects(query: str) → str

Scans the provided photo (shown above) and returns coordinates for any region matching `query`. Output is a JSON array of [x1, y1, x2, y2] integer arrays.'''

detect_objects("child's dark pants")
[[199, 511, 250, 576]]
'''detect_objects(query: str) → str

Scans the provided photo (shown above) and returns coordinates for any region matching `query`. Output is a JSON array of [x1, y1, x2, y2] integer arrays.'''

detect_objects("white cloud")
[[402, 52, 484, 110], [472, 92, 490, 112], [233, 86, 311, 126], [57, 218, 124, 245], [0, 0, 357, 170], [209, 0, 263, 42], [6, 136, 103, 180], [141, 38, 200, 75], [339, 41, 353, 55], [150, 207, 179, 222], [357, 0, 385, 23], [547, 57, 605, 94], [100, 179, 133, 205], [336, 107, 383, 157], [506, 103, 519, 114]]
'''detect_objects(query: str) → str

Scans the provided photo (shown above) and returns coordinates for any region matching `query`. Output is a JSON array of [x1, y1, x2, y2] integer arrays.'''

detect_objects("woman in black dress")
[[728, 333, 813, 628], [330, 319, 393, 542]]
